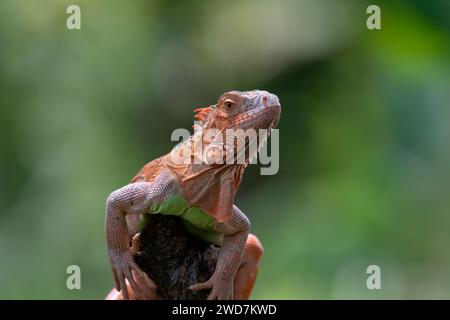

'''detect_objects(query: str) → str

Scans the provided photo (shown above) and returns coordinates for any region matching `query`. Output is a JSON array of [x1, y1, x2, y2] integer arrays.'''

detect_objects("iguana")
[[105, 90, 281, 300]]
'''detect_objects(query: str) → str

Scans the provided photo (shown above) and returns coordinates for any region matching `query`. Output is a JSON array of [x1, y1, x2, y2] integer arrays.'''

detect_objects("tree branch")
[[135, 215, 219, 299]]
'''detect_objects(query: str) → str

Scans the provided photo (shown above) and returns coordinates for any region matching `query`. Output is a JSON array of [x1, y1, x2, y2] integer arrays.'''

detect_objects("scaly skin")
[[105, 90, 281, 300]]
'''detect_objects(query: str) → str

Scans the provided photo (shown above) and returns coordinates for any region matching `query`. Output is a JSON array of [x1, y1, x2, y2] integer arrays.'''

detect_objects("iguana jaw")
[[229, 103, 280, 131]]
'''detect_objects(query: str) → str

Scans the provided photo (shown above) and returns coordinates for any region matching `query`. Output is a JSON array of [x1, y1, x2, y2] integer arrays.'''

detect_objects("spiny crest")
[[192, 105, 215, 133]]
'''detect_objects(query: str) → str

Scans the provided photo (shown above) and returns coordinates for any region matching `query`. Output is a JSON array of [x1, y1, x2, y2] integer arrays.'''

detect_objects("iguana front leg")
[[190, 205, 250, 300], [105, 171, 177, 299]]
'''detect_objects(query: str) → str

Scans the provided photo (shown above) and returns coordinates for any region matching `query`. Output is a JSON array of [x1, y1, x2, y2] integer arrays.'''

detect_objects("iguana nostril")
[[269, 94, 280, 108]]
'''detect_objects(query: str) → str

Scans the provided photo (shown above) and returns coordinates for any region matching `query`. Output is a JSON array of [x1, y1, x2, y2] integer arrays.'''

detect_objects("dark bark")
[[134, 215, 219, 299]]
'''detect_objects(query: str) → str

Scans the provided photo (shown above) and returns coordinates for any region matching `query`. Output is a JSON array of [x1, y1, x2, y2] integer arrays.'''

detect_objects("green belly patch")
[[149, 194, 222, 245]]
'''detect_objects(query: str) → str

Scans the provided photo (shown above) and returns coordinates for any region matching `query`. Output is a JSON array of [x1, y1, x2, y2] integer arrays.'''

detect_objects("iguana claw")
[[189, 274, 234, 300], [109, 248, 156, 300]]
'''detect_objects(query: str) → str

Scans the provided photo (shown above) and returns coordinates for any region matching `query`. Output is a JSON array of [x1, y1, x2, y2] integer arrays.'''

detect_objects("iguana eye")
[[223, 99, 235, 110]]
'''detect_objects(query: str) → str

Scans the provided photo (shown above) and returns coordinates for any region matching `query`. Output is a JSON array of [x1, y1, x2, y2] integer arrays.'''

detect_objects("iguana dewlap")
[[105, 90, 281, 300]]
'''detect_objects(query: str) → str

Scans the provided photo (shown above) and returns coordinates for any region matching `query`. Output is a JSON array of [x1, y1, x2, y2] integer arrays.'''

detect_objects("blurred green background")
[[0, 0, 449, 299]]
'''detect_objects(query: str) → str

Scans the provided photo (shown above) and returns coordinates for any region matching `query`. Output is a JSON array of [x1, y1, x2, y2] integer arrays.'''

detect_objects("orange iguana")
[[105, 90, 281, 300]]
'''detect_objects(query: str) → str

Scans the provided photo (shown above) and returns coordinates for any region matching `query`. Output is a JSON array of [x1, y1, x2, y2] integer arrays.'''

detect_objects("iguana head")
[[192, 90, 281, 166], [194, 90, 281, 132]]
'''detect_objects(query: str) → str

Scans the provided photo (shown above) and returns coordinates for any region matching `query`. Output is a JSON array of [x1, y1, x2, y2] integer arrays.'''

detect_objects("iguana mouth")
[[229, 104, 281, 132]]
